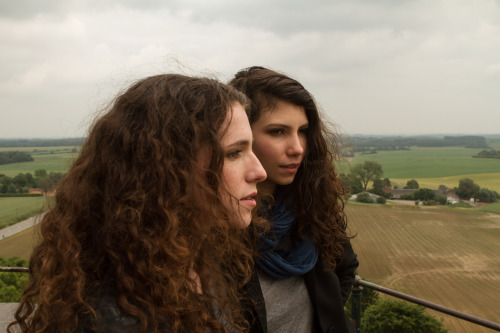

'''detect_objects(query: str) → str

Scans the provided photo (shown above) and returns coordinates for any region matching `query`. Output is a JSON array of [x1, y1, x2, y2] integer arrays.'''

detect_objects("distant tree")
[[0, 151, 34, 165], [383, 178, 391, 187], [7, 184, 17, 193], [25, 173, 35, 188], [34, 169, 47, 178], [36, 172, 65, 193], [48, 172, 65, 184], [405, 179, 419, 189], [352, 161, 383, 191], [371, 178, 386, 196], [356, 192, 374, 203], [474, 188, 498, 203], [340, 173, 364, 195], [455, 178, 480, 199], [12, 173, 28, 188], [435, 194, 448, 205], [473, 149, 500, 159], [376, 196, 387, 204], [37, 177, 53, 194], [413, 188, 435, 201], [0, 175, 10, 186], [361, 299, 448, 333]]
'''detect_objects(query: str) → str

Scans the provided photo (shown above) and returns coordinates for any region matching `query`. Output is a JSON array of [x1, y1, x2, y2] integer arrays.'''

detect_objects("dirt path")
[[0, 214, 43, 240]]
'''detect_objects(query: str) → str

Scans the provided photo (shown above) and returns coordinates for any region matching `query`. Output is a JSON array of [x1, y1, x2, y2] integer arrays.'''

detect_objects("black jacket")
[[78, 243, 358, 333], [245, 242, 359, 333]]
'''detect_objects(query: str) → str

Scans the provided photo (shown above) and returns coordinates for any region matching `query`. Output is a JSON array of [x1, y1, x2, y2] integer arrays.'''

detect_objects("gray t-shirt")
[[257, 269, 314, 333]]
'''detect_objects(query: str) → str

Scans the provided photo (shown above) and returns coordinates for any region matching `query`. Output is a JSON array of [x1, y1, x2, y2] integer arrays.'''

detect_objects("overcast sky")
[[1, 0, 499, 138]]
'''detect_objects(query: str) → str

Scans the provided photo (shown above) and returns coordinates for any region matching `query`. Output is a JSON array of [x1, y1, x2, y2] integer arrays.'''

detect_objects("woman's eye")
[[299, 128, 309, 135], [269, 128, 285, 135], [226, 150, 242, 159]]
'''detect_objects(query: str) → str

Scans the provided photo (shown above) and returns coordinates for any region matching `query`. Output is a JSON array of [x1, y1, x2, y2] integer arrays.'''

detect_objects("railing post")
[[351, 283, 362, 333]]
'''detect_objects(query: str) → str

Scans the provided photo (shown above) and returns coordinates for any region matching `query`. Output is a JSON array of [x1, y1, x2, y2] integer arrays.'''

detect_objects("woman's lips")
[[240, 192, 257, 207], [280, 163, 300, 174]]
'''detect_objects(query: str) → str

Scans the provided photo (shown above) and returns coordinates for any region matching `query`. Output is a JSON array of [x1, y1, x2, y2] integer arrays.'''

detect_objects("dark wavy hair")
[[10, 74, 257, 333], [229, 66, 352, 270]]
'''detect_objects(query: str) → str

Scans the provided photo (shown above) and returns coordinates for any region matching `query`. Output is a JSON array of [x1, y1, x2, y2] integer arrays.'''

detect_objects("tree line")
[[350, 135, 490, 151], [341, 161, 498, 205], [0, 138, 84, 148], [473, 149, 500, 159], [0, 169, 64, 195], [0, 151, 34, 165]]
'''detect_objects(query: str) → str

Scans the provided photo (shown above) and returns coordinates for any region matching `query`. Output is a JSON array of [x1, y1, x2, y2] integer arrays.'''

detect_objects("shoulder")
[[79, 289, 142, 333]]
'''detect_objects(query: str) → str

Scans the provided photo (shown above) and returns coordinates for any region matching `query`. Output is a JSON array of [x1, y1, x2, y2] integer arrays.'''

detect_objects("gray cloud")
[[1, 0, 499, 137]]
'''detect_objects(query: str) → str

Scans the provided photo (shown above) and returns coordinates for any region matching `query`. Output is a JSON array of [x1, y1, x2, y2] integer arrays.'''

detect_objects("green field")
[[477, 201, 500, 215], [345, 147, 500, 192], [391, 172, 500, 193], [349, 147, 500, 178], [0, 146, 78, 177], [0, 197, 48, 229], [347, 203, 500, 333]]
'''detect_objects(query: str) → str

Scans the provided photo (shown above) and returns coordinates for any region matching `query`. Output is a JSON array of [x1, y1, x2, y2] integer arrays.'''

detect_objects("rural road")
[[0, 214, 42, 240]]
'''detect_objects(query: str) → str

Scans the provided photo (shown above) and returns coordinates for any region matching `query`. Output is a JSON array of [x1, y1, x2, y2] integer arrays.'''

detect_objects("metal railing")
[[351, 275, 500, 332], [0, 267, 29, 273]]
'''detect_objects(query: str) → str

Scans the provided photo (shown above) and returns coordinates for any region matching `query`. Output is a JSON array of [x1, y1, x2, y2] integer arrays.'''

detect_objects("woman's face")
[[250, 99, 308, 194], [220, 103, 267, 227]]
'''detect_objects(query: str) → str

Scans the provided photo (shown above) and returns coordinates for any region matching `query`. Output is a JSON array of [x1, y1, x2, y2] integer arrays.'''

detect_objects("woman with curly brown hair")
[[230, 67, 359, 333], [9, 73, 267, 333]]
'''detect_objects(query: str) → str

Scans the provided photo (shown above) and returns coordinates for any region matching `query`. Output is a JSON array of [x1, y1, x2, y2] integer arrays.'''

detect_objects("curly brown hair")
[[10, 74, 258, 333], [229, 66, 352, 270]]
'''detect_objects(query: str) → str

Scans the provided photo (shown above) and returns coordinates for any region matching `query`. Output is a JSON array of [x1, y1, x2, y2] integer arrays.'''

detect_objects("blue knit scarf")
[[255, 190, 318, 279]]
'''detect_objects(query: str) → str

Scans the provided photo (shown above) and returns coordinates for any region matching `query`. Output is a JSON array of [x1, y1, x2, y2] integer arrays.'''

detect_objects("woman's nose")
[[287, 134, 305, 156], [248, 153, 267, 183]]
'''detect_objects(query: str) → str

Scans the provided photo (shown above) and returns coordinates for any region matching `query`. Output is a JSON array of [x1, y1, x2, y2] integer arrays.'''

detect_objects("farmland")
[[1, 141, 499, 332], [347, 203, 500, 333], [346, 147, 500, 192], [2, 202, 498, 332], [0, 146, 78, 177], [0, 227, 37, 260], [0, 197, 47, 229]]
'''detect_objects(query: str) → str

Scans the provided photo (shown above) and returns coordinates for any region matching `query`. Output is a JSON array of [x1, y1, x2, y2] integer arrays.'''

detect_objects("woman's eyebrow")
[[224, 140, 251, 148], [264, 123, 291, 129]]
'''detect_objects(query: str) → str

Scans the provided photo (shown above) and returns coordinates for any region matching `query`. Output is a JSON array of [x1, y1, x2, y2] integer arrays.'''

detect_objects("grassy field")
[[0, 197, 48, 229], [0, 146, 78, 177], [347, 203, 500, 333], [349, 147, 500, 178], [390, 172, 500, 193], [477, 201, 500, 215], [344, 147, 500, 192]]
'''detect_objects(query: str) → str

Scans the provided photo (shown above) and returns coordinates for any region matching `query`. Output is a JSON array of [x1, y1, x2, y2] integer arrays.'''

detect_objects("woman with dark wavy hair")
[[230, 67, 359, 333], [9, 74, 267, 333]]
